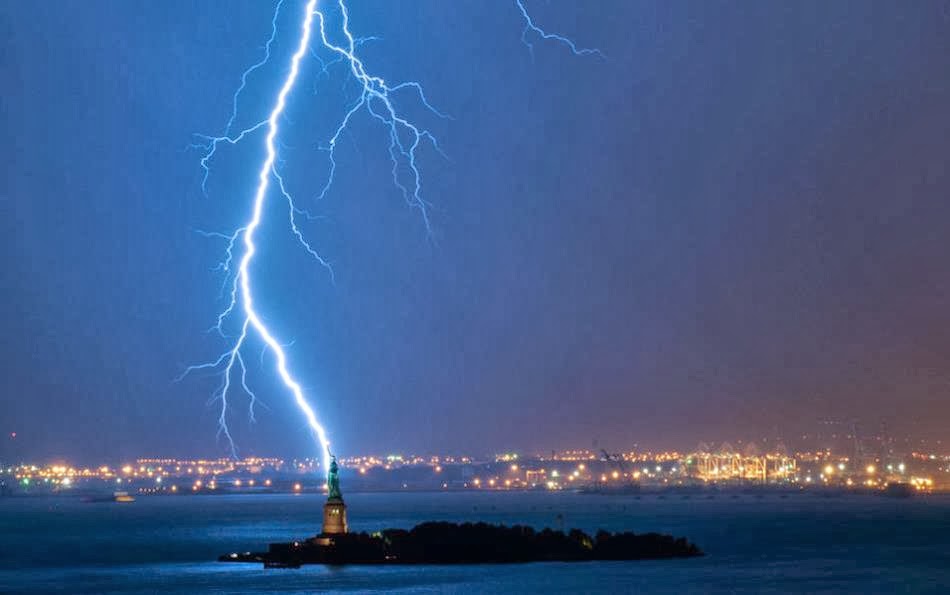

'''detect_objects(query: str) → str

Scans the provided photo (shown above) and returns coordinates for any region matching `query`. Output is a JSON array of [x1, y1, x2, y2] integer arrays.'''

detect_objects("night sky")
[[3, 1, 950, 462]]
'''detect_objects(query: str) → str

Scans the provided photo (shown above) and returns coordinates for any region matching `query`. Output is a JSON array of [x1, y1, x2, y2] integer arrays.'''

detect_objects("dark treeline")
[[227, 522, 702, 566], [379, 522, 702, 563]]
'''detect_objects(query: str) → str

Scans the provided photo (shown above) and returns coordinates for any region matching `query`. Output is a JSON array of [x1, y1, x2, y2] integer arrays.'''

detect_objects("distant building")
[[525, 469, 547, 486]]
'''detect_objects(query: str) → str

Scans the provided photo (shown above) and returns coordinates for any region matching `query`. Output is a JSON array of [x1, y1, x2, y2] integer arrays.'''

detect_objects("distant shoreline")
[[3, 485, 948, 499]]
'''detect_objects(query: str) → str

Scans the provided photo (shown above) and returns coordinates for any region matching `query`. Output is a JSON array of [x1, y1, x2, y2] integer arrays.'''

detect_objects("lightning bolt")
[[183, 0, 332, 472], [515, 0, 604, 59], [181, 0, 443, 474], [311, 0, 448, 235], [181, 0, 597, 476]]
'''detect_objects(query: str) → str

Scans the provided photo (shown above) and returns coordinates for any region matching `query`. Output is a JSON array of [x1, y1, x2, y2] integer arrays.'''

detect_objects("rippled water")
[[1, 491, 948, 593]]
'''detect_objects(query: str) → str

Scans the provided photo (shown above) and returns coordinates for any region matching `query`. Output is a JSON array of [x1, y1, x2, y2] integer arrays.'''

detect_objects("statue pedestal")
[[322, 497, 348, 535]]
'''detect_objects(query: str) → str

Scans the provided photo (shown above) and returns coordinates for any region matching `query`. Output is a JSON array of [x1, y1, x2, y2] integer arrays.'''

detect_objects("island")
[[219, 521, 702, 567], [220, 458, 702, 567]]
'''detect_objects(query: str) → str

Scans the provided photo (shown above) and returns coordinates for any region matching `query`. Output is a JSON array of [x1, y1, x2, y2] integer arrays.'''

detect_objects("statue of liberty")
[[321, 452, 348, 534], [327, 454, 342, 501]]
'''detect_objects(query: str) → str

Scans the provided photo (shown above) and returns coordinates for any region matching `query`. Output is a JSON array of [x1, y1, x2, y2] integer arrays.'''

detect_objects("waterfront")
[[5, 446, 945, 496], [1, 491, 948, 593]]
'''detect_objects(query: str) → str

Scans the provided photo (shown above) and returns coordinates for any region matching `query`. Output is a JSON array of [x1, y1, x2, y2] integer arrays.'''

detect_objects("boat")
[[884, 482, 914, 498], [82, 490, 136, 503]]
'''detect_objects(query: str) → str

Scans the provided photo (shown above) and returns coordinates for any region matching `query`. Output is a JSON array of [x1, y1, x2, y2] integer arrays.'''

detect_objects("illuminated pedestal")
[[322, 497, 348, 535]]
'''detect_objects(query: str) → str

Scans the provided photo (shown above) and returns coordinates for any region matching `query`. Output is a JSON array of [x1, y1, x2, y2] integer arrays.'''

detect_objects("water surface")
[[1, 491, 948, 593]]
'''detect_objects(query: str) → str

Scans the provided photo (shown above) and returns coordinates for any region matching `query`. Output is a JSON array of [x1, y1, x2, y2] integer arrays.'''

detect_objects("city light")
[[3, 447, 946, 497]]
